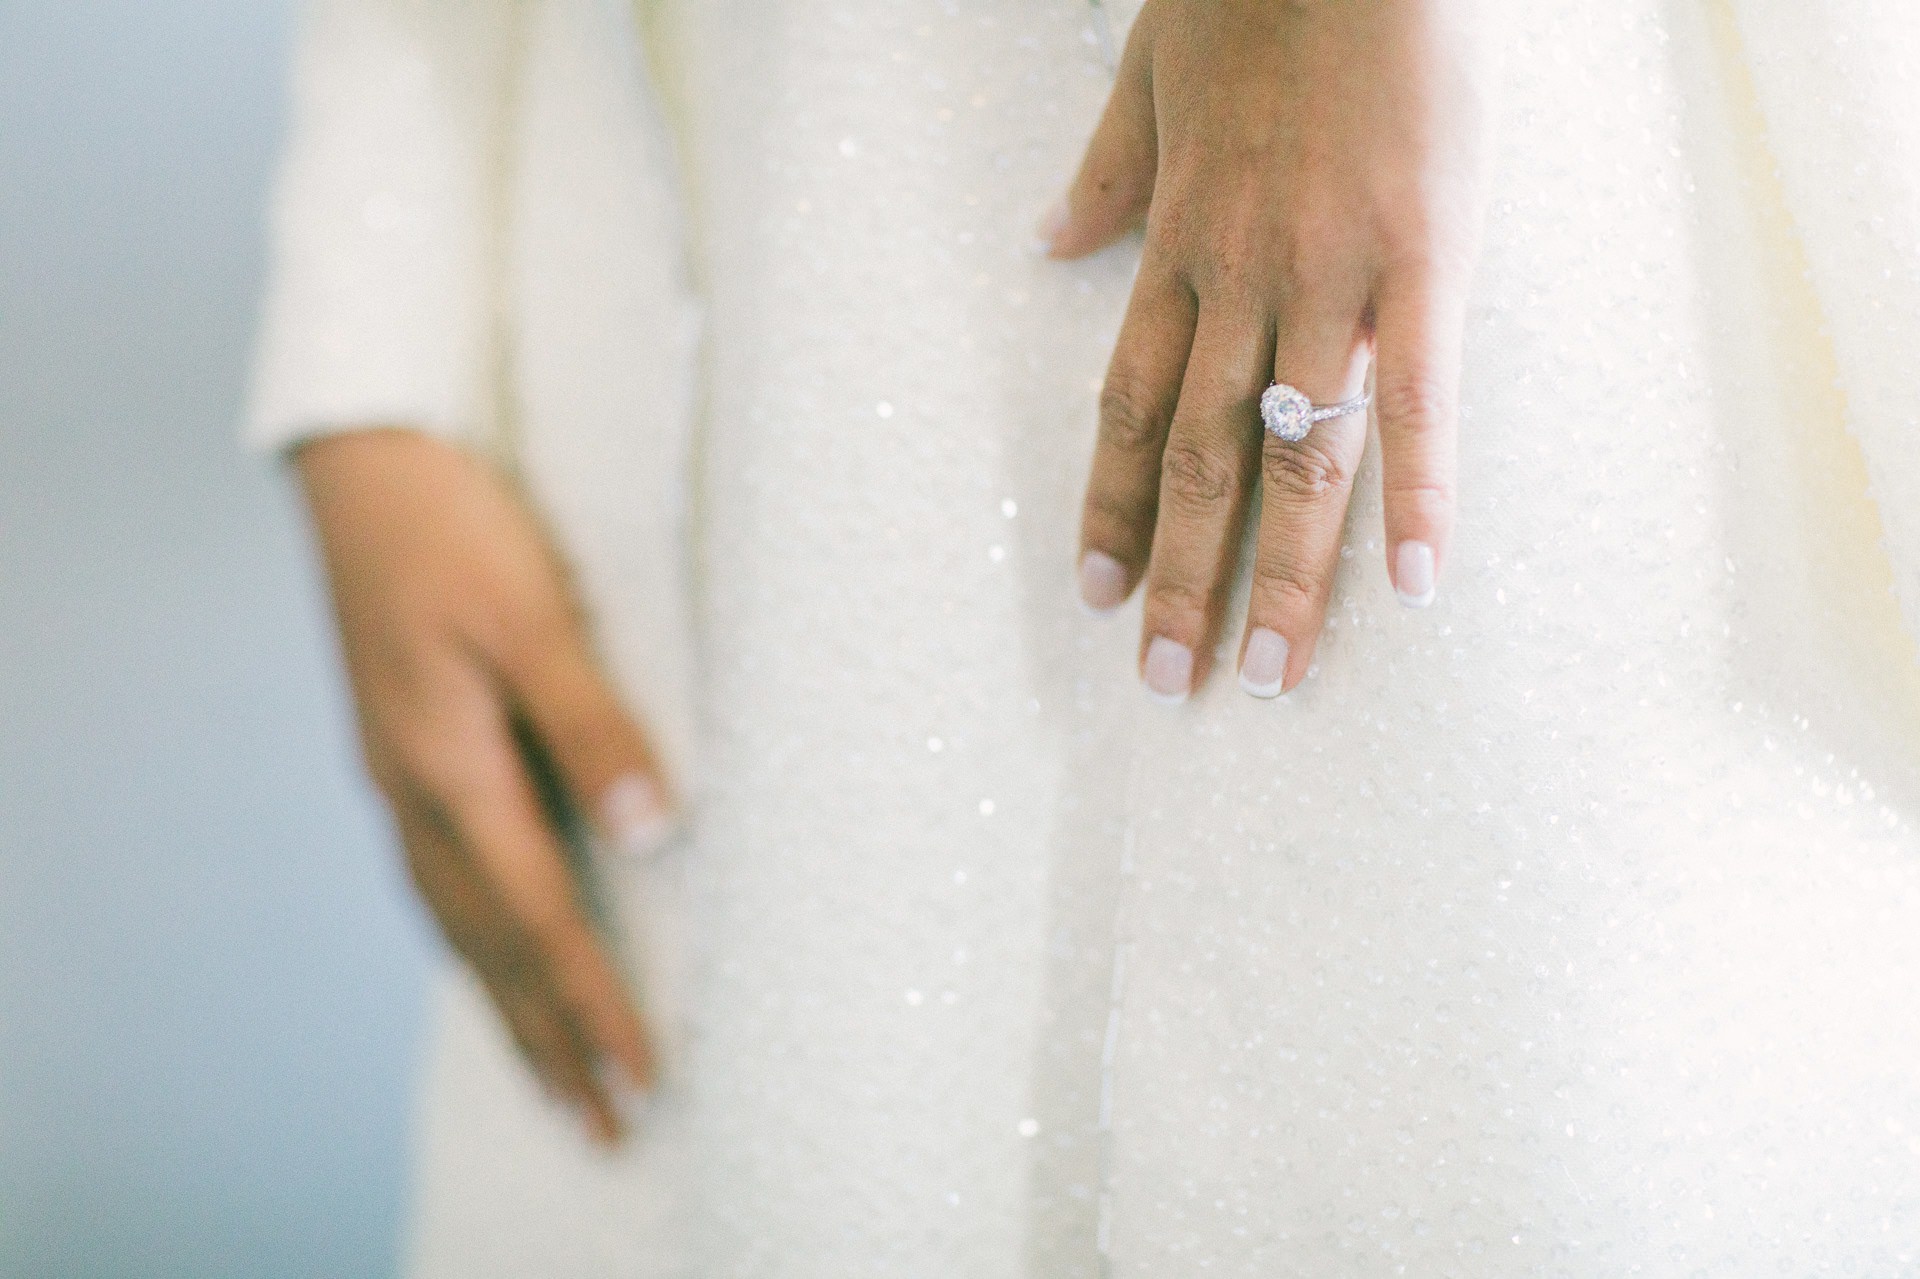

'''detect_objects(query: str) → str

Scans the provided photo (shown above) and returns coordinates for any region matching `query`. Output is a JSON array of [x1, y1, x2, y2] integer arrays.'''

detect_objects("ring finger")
[[1237, 308, 1371, 698]]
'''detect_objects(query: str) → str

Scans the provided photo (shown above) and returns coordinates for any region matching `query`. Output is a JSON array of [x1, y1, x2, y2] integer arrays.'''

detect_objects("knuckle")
[[1262, 437, 1352, 502], [1160, 437, 1239, 509], [1374, 371, 1455, 436], [1382, 473, 1455, 513], [1277, 234, 1351, 309], [1251, 556, 1326, 616], [1289, 196, 1349, 259], [1203, 223, 1290, 305], [1196, 231, 1264, 302], [1081, 488, 1155, 556], [1145, 573, 1214, 622], [1197, 209, 1355, 312], [1141, 202, 1192, 259], [1098, 375, 1171, 455]]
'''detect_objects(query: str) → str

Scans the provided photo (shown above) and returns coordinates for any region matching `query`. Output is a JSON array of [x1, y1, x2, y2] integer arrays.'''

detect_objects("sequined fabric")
[[248, 1, 1920, 1274]]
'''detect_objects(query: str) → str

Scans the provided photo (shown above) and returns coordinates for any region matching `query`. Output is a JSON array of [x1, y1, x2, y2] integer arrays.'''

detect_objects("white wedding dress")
[[249, 0, 1920, 1274]]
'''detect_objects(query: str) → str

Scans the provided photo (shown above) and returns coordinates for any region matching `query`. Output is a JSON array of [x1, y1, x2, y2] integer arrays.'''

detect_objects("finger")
[[393, 804, 618, 1140], [417, 703, 658, 1093], [1372, 264, 1466, 608], [1078, 252, 1197, 612], [462, 770, 658, 1093], [1043, 15, 1157, 258], [489, 975, 625, 1147], [1136, 305, 1271, 702], [507, 630, 678, 861], [1238, 309, 1372, 698]]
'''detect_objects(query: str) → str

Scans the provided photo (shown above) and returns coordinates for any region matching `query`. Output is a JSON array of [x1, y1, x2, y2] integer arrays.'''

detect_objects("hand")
[[298, 429, 676, 1146], [1044, 0, 1496, 698]]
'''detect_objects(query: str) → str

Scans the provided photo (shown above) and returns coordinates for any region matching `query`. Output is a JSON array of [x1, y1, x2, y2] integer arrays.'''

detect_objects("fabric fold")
[[503, 0, 703, 794], [1731, 0, 1920, 655]]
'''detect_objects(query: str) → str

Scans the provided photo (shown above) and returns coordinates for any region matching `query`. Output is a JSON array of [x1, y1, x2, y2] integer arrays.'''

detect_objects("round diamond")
[[1260, 383, 1313, 442]]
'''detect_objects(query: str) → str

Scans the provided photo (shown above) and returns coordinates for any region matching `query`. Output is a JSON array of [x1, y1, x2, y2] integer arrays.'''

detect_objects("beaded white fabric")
[[248, 0, 1920, 1274]]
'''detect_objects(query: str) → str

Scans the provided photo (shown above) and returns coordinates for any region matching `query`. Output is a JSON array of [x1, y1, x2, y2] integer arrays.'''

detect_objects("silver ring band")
[[1260, 382, 1370, 443]]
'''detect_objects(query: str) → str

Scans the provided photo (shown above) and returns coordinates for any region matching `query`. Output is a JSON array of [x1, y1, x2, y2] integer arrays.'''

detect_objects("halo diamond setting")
[[1260, 382, 1371, 443], [1260, 384, 1316, 442]]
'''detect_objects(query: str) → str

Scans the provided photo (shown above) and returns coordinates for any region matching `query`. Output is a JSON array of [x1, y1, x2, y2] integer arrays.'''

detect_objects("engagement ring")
[[1260, 383, 1370, 443]]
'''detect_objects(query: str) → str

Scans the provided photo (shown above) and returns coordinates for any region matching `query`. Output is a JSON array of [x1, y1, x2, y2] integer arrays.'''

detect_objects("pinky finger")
[[1372, 265, 1468, 608]]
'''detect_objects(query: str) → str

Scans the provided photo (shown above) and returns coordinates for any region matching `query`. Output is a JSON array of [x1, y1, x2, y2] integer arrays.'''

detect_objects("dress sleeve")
[[244, 0, 518, 456]]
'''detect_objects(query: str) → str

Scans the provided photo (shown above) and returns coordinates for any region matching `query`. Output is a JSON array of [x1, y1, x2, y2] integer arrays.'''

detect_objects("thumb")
[[508, 631, 679, 862], [1041, 26, 1157, 259]]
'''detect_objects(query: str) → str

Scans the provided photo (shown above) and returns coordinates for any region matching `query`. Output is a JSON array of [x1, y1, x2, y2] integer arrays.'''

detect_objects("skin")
[[298, 429, 666, 1146], [297, 0, 1494, 1146], [1048, 0, 1498, 698]]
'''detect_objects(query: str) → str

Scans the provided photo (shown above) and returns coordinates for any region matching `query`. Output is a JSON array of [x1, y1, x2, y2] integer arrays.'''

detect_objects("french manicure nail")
[[1395, 540, 1436, 608], [601, 773, 677, 861], [1143, 636, 1193, 704], [1078, 550, 1129, 613], [1238, 627, 1290, 699]]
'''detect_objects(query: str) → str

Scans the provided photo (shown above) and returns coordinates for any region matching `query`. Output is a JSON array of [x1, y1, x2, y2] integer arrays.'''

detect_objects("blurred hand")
[[1045, 0, 1496, 698], [298, 429, 674, 1146]]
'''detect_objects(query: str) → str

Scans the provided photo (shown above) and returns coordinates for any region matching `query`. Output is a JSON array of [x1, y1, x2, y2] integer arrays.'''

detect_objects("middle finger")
[[1137, 304, 1271, 702]]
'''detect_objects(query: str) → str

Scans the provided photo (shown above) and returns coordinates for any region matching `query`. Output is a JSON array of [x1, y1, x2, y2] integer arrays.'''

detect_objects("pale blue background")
[[0, 4, 434, 1275]]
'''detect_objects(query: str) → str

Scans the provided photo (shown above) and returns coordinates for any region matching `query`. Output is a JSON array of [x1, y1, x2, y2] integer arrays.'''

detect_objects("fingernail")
[[1142, 636, 1193, 704], [601, 773, 677, 861], [1078, 550, 1129, 613], [600, 1059, 656, 1121], [1395, 540, 1436, 608], [1033, 195, 1068, 254], [586, 1107, 622, 1149], [541, 1079, 601, 1140], [1238, 627, 1290, 699]]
